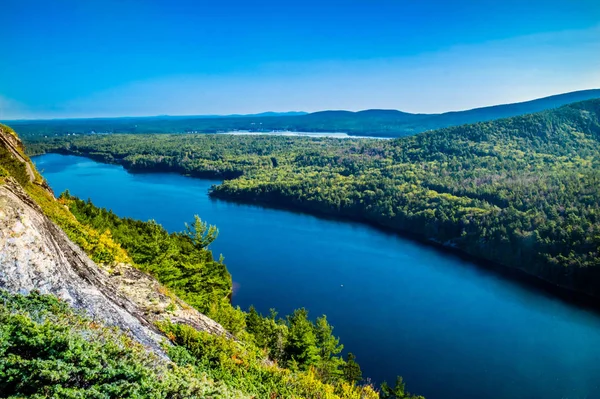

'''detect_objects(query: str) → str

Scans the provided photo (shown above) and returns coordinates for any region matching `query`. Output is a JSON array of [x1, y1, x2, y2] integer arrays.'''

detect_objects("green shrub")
[[0, 290, 247, 399]]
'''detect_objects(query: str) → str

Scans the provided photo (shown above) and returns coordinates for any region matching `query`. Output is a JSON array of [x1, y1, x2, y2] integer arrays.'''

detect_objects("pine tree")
[[285, 308, 320, 368], [185, 215, 218, 249], [314, 315, 344, 382], [343, 352, 362, 384]]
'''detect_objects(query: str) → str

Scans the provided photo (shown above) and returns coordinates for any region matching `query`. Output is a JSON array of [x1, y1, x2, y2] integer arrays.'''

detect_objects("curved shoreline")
[[208, 190, 600, 310], [34, 149, 600, 311]]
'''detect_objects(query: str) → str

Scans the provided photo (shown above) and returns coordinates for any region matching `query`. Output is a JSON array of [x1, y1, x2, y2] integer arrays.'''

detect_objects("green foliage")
[[380, 376, 425, 399], [244, 306, 353, 384], [0, 290, 248, 399], [0, 137, 30, 187], [61, 193, 232, 317], [314, 315, 345, 383], [285, 308, 321, 369], [185, 215, 219, 249], [343, 353, 362, 385], [206, 295, 247, 336], [246, 306, 288, 364], [24, 185, 132, 267], [28, 99, 600, 296], [0, 291, 389, 399], [157, 320, 380, 399]]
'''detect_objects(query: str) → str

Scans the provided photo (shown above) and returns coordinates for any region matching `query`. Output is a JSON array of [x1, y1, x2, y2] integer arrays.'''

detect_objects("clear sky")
[[1, 0, 599, 119]]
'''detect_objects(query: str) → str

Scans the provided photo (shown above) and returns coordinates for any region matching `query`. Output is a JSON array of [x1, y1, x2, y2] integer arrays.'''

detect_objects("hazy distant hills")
[[152, 111, 308, 119], [412, 88, 600, 131], [293, 89, 600, 136], [6, 89, 600, 138]]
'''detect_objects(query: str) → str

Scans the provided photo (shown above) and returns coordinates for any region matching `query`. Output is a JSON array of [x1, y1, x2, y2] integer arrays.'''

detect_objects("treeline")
[[26, 99, 600, 298]]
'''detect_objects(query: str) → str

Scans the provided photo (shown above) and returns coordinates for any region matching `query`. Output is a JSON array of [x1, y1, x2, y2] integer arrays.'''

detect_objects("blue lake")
[[34, 153, 600, 399]]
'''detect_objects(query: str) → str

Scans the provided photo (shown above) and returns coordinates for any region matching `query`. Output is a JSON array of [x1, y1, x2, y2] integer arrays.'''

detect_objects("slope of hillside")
[[7, 89, 600, 138], [28, 99, 600, 301], [413, 88, 600, 132], [0, 123, 230, 340]]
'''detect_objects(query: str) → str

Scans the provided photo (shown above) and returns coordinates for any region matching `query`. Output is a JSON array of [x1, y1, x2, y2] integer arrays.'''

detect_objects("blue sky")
[[1, 0, 599, 119]]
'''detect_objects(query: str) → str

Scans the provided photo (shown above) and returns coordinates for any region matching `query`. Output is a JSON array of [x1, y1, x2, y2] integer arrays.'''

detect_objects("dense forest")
[[27, 99, 600, 299], [8, 89, 600, 138], [1, 122, 423, 398]]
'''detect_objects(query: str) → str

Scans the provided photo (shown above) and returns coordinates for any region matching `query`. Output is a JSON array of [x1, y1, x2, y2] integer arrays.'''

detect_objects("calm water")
[[34, 153, 600, 399]]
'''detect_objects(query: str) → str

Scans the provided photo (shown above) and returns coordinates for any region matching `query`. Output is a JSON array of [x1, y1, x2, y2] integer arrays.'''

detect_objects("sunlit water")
[[34, 153, 600, 399]]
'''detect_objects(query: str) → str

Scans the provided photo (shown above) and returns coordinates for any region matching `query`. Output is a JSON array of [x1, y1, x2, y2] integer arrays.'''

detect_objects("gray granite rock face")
[[0, 179, 167, 352], [0, 124, 232, 355], [0, 178, 232, 356]]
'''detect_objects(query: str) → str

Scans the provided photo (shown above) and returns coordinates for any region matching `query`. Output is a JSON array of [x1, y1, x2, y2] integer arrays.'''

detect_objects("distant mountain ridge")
[[312, 89, 600, 119], [151, 111, 309, 119], [6, 89, 600, 138], [418, 88, 600, 128], [302, 89, 600, 135]]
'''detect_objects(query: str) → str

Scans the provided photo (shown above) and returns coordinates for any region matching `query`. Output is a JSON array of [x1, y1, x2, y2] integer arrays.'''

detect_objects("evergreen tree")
[[185, 215, 218, 249], [381, 376, 425, 399], [343, 352, 362, 384], [314, 315, 345, 382], [285, 308, 320, 368]]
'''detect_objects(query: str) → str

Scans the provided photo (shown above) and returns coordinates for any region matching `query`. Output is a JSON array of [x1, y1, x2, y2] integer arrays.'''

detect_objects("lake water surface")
[[34, 153, 600, 399]]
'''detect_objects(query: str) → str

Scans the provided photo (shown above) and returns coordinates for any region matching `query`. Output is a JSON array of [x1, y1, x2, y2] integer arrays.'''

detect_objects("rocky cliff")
[[0, 124, 231, 356]]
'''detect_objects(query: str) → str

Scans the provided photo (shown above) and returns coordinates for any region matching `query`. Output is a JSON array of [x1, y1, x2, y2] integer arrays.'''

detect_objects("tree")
[[381, 376, 424, 399], [343, 352, 362, 384], [314, 315, 344, 382], [185, 215, 218, 249], [285, 308, 320, 368]]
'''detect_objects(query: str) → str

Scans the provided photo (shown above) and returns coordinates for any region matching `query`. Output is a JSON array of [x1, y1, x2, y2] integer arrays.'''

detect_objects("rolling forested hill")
[[26, 98, 600, 299], [7, 89, 600, 138]]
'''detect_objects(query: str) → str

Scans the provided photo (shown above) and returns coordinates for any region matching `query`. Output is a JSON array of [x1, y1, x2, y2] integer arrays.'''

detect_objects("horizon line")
[[2, 88, 599, 123]]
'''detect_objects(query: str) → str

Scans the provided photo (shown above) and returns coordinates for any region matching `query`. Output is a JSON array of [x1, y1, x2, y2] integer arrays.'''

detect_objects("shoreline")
[[33, 150, 600, 313], [208, 190, 600, 311]]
